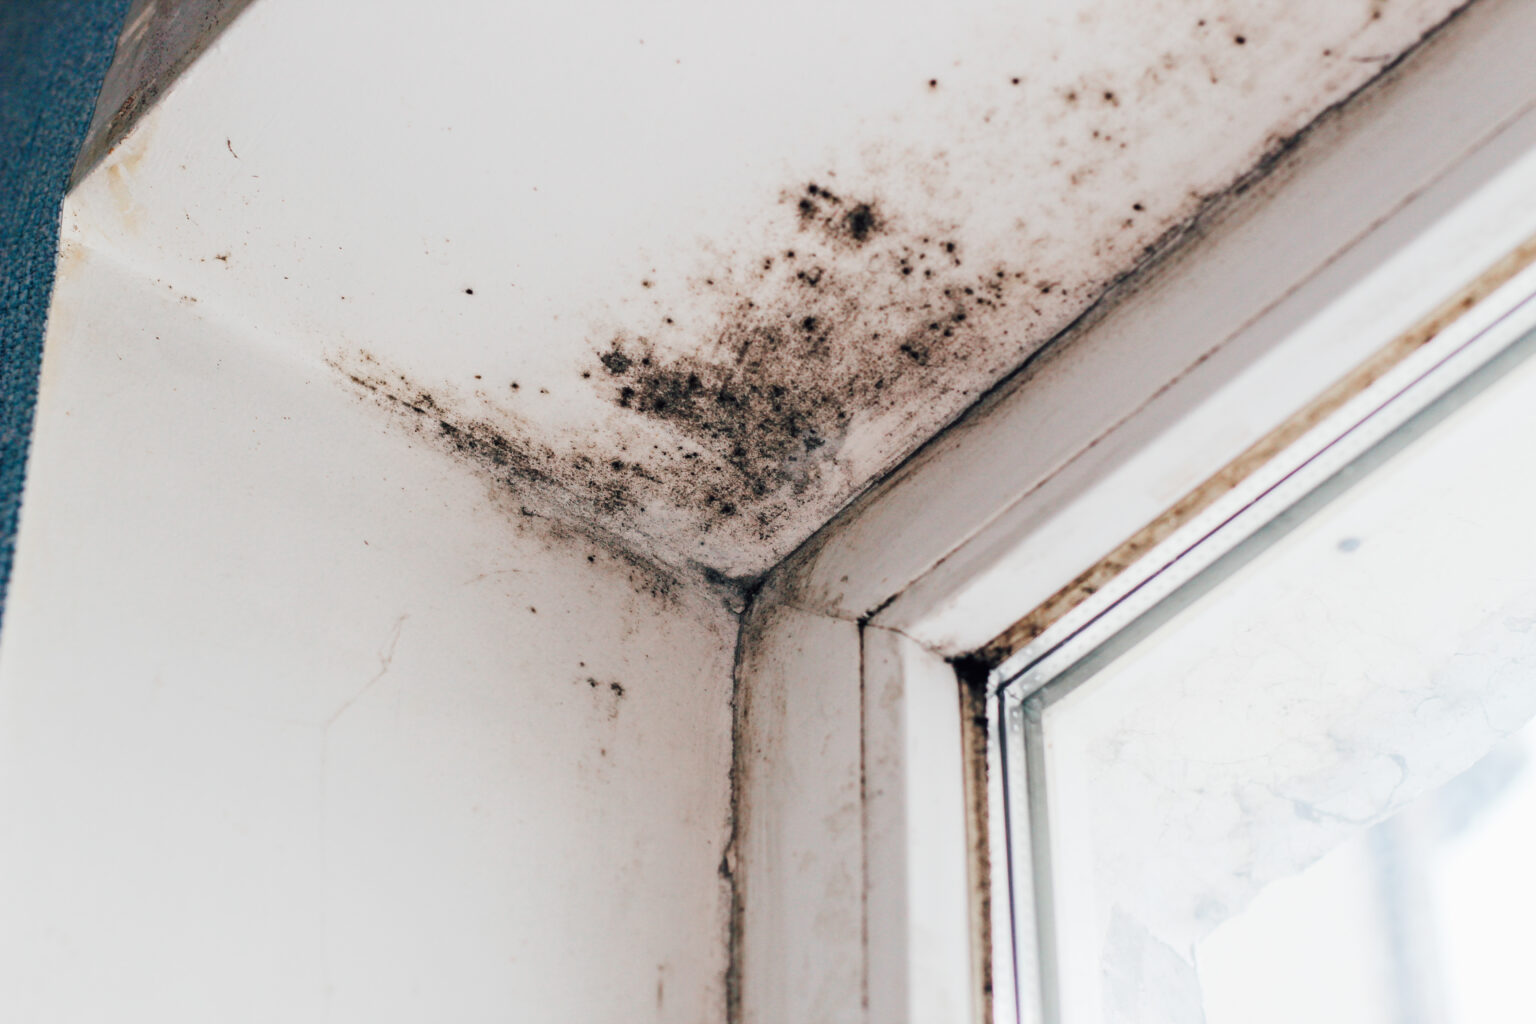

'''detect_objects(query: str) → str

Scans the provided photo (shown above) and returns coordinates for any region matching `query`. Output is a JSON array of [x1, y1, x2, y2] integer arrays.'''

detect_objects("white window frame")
[[729, 2, 1536, 1022], [1001, 225, 1536, 1024]]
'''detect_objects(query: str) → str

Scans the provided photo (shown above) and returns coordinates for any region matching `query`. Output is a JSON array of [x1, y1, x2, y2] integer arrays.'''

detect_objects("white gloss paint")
[[4, 0, 1528, 1022]]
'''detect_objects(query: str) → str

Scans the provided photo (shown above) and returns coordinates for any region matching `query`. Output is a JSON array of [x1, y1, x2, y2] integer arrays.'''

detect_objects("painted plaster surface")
[[61, 0, 1469, 581], [0, 245, 736, 1022]]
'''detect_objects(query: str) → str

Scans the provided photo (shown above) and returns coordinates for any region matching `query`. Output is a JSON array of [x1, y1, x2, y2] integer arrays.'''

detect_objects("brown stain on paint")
[[102, 122, 154, 234]]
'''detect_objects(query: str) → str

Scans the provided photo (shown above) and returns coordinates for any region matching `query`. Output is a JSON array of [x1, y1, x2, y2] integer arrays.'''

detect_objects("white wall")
[[0, 238, 737, 1023], [62, 0, 1470, 579]]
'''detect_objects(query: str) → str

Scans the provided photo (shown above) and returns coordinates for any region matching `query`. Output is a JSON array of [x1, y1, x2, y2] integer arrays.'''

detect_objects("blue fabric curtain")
[[0, 0, 130, 629]]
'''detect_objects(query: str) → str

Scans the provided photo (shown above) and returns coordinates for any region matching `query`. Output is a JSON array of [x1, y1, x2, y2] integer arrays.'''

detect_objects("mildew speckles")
[[328, 0, 1471, 586], [791, 182, 883, 248], [582, 676, 627, 720], [578, 180, 1033, 538], [333, 350, 693, 602], [335, 174, 1044, 576]]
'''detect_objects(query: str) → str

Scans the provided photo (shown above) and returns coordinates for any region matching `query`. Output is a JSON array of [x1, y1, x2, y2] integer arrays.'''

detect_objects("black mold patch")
[[335, 352, 692, 603], [337, 177, 1047, 580], [581, 181, 1026, 536], [792, 182, 884, 248], [345, 0, 1462, 583]]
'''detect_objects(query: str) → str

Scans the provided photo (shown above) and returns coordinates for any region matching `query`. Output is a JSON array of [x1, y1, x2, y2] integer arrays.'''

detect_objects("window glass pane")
[[1032, 325, 1536, 1023], [1198, 717, 1536, 1024]]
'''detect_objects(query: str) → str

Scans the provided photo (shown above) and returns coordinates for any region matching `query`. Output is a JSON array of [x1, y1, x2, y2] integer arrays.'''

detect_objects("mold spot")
[[341, 93, 1270, 592], [600, 345, 634, 375], [846, 203, 878, 243], [575, 677, 624, 719], [536, 178, 1037, 541], [786, 184, 885, 251], [333, 351, 687, 602]]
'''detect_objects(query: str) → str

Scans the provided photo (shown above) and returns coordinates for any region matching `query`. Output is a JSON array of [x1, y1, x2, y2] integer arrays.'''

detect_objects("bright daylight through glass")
[[1008, 317, 1536, 1024]]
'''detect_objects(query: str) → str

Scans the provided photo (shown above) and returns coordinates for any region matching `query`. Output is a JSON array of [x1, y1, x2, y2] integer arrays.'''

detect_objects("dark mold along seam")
[[857, 621, 870, 1017], [811, 0, 1483, 634], [721, 609, 751, 1024], [332, 350, 743, 605], [952, 654, 995, 1024]]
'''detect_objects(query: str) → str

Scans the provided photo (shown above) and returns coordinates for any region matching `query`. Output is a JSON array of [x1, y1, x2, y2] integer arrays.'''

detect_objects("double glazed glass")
[[999, 309, 1536, 1023]]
